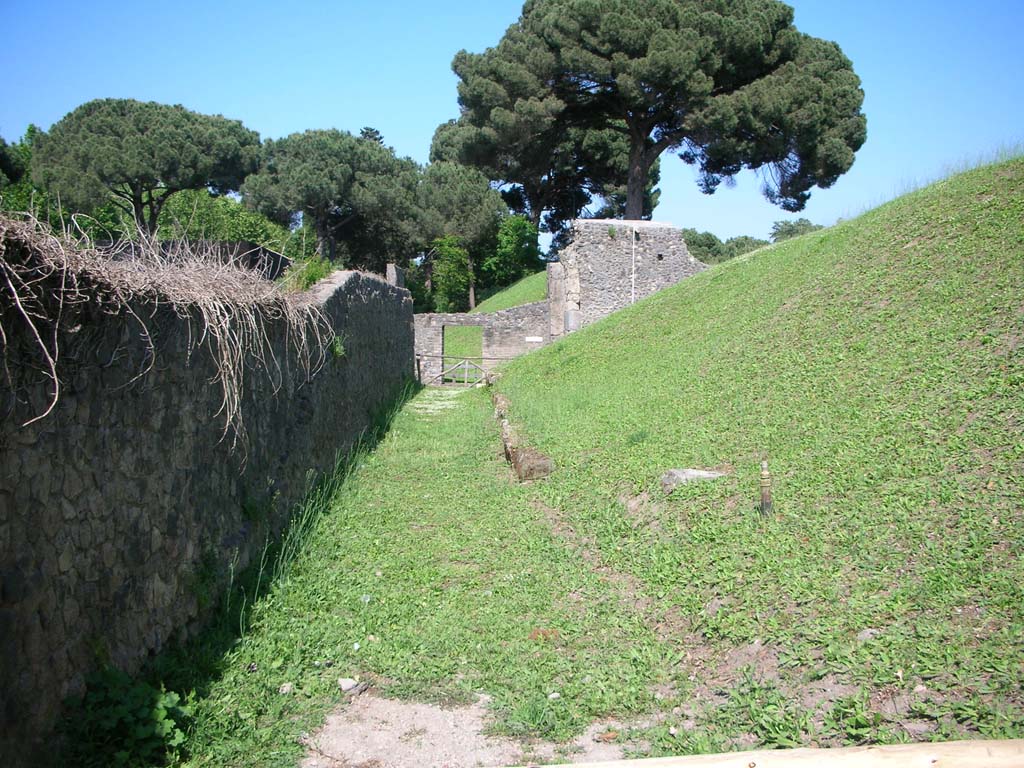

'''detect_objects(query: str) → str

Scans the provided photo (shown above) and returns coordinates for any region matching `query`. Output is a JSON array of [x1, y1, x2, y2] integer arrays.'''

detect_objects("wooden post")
[[462, 358, 469, 386], [760, 460, 773, 516]]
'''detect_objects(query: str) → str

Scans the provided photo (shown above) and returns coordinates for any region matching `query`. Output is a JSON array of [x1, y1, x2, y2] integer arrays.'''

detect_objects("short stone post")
[[759, 460, 773, 516]]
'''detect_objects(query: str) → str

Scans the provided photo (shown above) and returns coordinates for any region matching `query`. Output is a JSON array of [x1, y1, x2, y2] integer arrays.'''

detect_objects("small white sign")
[[525, 336, 544, 343]]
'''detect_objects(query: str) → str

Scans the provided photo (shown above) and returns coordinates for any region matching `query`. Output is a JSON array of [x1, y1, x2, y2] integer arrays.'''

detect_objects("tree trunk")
[[131, 187, 146, 235], [467, 251, 476, 310], [524, 185, 544, 230], [625, 141, 650, 220], [145, 189, 176, 236], [315, 215, 336, 263], [145, 193, 160, 235]]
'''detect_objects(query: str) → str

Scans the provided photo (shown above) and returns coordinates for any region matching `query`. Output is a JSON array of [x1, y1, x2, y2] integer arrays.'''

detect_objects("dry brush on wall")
[[0, 214, 414, 762], [0, 215, 331, 448]]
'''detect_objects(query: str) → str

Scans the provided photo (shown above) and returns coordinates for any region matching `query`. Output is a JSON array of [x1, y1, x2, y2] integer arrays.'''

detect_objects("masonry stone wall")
[[413, 301, 550, 384], [546, 261, 567, 338], [482, 301, 550, 362], [550, 219, 707, 331], [0, 269, 413, 764]]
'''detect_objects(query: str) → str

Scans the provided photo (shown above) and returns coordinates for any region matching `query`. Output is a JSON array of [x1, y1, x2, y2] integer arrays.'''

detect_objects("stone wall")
[[413, 220, 705, 381], [0, 269, 413, 763], [549, 219, 707, 332], [413, 301, 550, 384], [482, 301, 550, 362]]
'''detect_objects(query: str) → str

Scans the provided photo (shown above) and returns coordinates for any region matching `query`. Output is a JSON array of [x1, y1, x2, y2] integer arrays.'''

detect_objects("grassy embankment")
[[144, 159, 1021, 766], [496, 157, 1024, 752]]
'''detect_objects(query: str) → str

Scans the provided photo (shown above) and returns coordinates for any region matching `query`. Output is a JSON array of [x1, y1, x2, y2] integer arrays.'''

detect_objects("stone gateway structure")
[[547, 219, 706, 334], [414, 219, 706, 382]]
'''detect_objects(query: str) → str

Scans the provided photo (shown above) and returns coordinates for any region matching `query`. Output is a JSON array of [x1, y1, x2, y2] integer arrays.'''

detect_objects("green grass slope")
[[472, 269, 548, 314], [497, 159, 1024, 747]]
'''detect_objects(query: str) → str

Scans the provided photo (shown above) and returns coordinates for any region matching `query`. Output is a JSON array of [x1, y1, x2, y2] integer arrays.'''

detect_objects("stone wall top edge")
[[415, 298, 550, 326], [307, 269, 410, 307], [488, 300, 550, 318], [415, 312, 487, 324], [570, 219, 679, 230]]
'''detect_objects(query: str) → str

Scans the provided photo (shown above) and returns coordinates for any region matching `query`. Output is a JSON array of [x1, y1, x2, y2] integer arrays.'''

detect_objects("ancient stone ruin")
[[414, 219, 706, 384]]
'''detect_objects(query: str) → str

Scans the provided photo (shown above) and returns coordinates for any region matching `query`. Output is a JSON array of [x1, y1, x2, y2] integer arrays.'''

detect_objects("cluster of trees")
[[682, 217, 825, 264], [770, 218, 824, 242], [1, 0, 865, 311], [0, 102, 534, 310], [681, 229, 769, 264]]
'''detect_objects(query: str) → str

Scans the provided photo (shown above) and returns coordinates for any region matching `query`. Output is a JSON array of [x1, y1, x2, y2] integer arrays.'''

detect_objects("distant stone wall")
[[483, 301, 550, 361], [0, 269, 413, 763], [413, 220, 705, 381], [549, 219, 707, 332], [413, 302, 550, 384]]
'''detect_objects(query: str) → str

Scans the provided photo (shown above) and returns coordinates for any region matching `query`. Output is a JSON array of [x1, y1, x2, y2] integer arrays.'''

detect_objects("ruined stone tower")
[[547, 219, 707, 338]]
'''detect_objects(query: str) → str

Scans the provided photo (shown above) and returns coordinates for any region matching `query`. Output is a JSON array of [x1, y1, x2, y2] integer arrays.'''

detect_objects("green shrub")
[[331, 332, 347, 358], [281, 255, 332, 292], [63, 667, 192, 767], [431, 235, 471, 313]]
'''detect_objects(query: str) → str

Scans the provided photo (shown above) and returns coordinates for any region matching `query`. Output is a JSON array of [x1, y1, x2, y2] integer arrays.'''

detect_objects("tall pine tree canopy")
[[242, 129, 422, 271], [436, 17, 658, 236], [418, 161, 506, 252], [454, 0, 867, 219], [32, 99, 260, 233]]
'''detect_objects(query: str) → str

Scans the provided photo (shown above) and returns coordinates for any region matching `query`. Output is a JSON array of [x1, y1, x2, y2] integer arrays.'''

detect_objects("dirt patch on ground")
[[300, 692, 635, 767], [301, 693, 522, 768]]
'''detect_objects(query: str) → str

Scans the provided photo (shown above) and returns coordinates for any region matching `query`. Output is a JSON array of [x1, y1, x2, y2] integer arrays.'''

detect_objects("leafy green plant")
[[721, 672, 811, 748], [504, 694, 563, 738], [824, 693, 882, 744], [331, 332, 347, 359], [63, 668, 192, 767], [281, 254, 332, 292]]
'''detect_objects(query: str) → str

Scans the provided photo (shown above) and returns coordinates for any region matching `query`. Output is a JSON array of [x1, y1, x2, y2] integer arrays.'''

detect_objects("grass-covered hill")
[[496, 157, 1024, 743]]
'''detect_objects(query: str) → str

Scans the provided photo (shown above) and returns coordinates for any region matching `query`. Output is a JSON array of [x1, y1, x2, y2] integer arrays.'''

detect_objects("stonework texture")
[[414, 220, 706, 379], [0, 270, 413, 762], [549, 219, 707, 330], [413, 301, 550, 384]]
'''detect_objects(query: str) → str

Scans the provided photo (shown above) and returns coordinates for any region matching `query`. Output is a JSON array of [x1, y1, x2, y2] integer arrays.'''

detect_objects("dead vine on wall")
[[0, 213, 334, 451]]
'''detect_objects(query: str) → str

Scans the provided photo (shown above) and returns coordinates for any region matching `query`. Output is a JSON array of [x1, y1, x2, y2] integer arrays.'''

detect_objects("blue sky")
[[2, 0, 1022, 240]]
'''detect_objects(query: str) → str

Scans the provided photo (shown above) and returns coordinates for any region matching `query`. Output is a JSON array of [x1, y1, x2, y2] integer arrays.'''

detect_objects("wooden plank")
[[507, 740, 1024, 768]]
